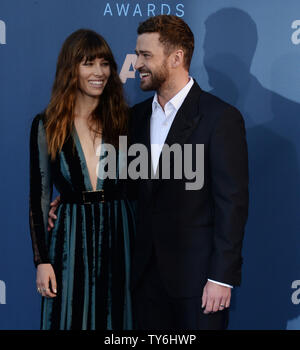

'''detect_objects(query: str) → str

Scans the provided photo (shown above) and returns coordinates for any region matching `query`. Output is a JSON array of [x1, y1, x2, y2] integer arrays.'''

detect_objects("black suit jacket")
[[129, 81, 249, 298]]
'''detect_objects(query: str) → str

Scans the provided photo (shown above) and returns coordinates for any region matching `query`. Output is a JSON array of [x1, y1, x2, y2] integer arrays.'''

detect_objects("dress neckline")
[[72, 125, 103, 192]]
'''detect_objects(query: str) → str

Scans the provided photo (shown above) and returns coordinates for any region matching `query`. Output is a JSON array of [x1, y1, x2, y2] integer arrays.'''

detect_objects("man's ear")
[[171, 49, 184, 68]]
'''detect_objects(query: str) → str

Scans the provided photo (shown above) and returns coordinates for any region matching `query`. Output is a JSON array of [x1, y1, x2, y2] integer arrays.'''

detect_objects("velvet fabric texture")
[[29, 114, 135, 330]]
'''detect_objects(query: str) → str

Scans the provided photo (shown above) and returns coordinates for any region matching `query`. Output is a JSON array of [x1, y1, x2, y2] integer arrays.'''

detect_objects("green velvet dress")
[[29, 114, 135, 330]]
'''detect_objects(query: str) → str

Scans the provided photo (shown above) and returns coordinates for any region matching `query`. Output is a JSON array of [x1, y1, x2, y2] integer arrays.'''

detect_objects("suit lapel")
[[152, 81, 204, 192], [139, 100, 152, 152], [136, 99, 154, 192], [165, 81, 203, 146]]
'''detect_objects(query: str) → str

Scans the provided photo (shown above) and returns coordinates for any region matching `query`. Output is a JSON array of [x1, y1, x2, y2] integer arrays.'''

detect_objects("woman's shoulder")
[[31, 111, 47, 127], [30, 111, 48, 139]]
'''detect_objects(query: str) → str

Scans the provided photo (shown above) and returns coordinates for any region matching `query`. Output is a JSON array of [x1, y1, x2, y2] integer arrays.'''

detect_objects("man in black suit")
[[129, 15, 249, 330]]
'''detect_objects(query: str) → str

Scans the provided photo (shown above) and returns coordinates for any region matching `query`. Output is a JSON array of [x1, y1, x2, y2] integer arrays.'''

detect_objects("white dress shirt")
[[150, 77, 233, 289]]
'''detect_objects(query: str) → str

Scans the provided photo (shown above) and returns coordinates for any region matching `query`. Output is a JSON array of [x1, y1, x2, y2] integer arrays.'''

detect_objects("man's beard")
[[140, 61, 169, 91]]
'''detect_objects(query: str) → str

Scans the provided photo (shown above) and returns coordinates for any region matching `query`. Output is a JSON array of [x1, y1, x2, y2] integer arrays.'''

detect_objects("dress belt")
[[60, 188, 124, 204]]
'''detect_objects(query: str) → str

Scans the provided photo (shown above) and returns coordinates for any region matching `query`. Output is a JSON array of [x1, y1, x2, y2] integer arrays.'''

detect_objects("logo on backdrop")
[[291, 280, 300, 305], [103, 2, 184, 17], [0, 280, 6, 304], [0, 20, 6, 45], [291, 20, 300, 45], [120, 54, 137, 83]]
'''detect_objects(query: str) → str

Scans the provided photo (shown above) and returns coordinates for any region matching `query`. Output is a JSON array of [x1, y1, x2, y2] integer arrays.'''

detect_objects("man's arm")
[[208, 105, 249, 286], [202, 105, 248, 314]]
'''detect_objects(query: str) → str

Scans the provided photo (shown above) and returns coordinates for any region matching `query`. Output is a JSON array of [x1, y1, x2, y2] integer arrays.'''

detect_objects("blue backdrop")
[[1, 0, 300, 330]]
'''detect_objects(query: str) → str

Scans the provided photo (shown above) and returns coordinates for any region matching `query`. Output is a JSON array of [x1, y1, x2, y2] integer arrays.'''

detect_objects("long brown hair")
[[45, 29, 128, 159]]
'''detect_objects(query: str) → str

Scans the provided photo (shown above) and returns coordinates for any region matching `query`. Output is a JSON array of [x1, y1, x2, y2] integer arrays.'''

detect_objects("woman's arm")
[[29, 114, 53, 267], [29, 114, 57, 298]]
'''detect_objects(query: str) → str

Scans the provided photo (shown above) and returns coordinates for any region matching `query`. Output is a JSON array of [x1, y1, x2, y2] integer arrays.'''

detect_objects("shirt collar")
[[152, 77, 194, 114]]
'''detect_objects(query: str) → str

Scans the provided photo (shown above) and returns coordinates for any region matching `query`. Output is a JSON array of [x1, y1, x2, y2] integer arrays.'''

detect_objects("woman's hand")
[[36, 264, 57, 298]]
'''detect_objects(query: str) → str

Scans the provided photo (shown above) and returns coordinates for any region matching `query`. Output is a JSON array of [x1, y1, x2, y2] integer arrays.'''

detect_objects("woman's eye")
[[83, 61, 93, 66]]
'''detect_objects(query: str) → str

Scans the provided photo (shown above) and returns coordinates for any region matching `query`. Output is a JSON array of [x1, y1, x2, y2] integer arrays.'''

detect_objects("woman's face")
[[77, 57, 111, 98]]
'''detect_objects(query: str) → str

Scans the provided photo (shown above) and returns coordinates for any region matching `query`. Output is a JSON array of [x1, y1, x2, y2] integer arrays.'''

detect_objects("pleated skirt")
[[41, 199, 135, 330]]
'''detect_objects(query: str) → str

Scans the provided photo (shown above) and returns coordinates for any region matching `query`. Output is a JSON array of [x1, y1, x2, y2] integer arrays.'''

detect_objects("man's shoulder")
[[199, 90, 230, 109], [130, 97, 153, 113], [185, 80, 237, 117], [129, 97, 153, 127], [198, 90, 242, 121]]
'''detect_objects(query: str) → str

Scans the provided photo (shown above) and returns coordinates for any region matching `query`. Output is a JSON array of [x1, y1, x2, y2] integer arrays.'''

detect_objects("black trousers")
[[132, 254, 229, 330]]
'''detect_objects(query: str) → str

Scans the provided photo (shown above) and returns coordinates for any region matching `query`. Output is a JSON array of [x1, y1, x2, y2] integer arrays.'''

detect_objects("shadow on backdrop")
[[203, 8, 300, 330]]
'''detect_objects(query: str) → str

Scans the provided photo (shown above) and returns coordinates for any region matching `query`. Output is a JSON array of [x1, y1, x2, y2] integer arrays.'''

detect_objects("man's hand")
[[47, 195, 60, 231], [201, 280, 231, 314]]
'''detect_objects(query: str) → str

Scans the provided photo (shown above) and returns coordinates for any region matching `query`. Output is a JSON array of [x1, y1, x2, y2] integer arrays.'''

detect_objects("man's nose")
[[134, 55, 143, 71]]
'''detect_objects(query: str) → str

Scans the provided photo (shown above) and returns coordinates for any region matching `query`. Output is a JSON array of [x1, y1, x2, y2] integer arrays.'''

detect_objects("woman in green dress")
[[29, 29, 135, 330]]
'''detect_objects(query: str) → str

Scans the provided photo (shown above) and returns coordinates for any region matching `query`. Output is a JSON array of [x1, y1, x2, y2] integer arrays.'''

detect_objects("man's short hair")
[[137, 15, 194, 70]]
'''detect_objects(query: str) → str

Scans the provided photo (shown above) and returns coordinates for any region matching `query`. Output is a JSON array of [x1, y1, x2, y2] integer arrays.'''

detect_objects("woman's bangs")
[[79, 38, 111, 63]]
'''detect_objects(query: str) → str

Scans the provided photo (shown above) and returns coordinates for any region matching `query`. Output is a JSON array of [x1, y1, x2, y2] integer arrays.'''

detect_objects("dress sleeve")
[[29, 114, 53, 267]]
